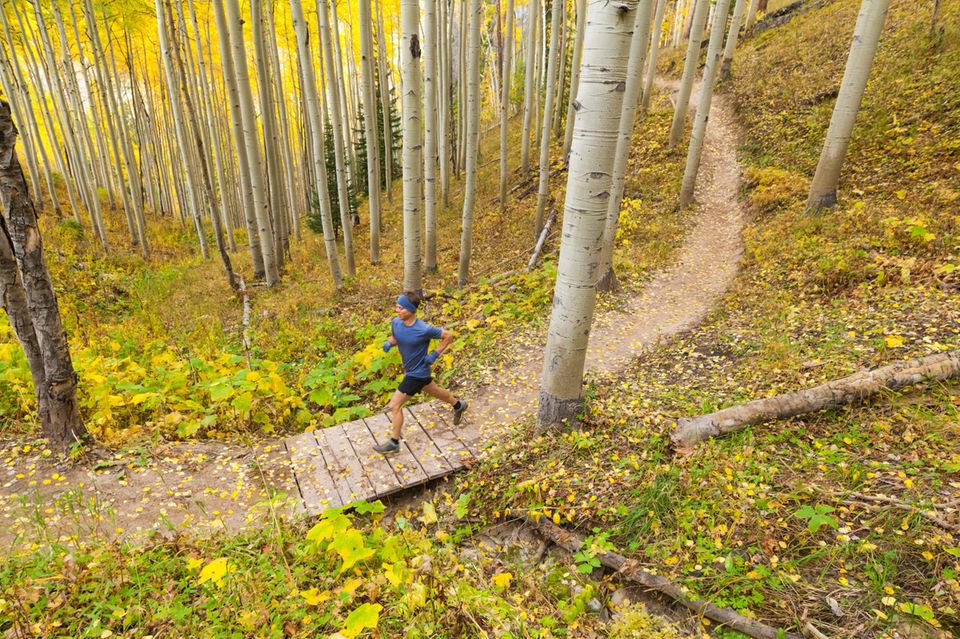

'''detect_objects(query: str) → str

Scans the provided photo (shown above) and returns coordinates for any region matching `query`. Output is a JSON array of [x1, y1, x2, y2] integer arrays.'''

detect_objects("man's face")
[[396, 303, 414, 321]]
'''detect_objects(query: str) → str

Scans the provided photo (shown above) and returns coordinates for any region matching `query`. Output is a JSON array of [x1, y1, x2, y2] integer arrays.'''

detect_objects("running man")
[[374, 291, 468, 454]]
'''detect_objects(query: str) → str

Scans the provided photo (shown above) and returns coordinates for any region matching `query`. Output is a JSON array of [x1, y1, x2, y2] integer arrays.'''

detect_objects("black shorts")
[[398, 375, 432, 396]]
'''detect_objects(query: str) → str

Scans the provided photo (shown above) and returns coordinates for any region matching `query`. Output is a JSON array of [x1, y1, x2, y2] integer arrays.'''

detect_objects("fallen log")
[[527, 208, 557, 271], [511, 510, 803, 639], [671, 350, 960, 449]]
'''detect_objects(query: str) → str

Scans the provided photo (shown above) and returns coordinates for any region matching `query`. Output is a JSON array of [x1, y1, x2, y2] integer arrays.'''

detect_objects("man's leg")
[[388, 390, 409, 439], [423, 382, 469, 425]]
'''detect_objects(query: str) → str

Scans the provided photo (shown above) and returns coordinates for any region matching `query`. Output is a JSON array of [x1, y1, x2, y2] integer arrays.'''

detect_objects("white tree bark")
[[520, 0, 541, 173], [223, 0, 279, 285], [211, 0, 265, 278], [720, 0, 748, 79], [537, 0, 640, 428], [401, 0, 424, 292], [289, 0, 343, 287], [807, 0, 890, 210], [533, 0, 564, 235], [744, 0, 760, 30], [679, 0, 731, 208], [423, 0, 439, 272], [330, 0, 357, 195], [562, 0, 587, 162], [597, 0, 653, 292], [499, 0, 516, 212], [457, 0, 483, 287], [668, 0, 710, 148], [359, 0, 382, 263], [439, 0, 452, 207], [376, 5, 395, 202], [641, 0, 668, 114]]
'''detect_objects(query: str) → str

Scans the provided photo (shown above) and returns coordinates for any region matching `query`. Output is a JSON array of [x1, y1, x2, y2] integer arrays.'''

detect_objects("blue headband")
[[397, 294, 417, 313]]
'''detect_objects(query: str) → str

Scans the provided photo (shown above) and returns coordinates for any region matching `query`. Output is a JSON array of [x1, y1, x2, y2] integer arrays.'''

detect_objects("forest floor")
[[0, 77, 744, 552]]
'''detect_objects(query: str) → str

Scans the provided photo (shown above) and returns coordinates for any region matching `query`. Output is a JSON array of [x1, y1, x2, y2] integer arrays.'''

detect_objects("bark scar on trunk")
[[410, 33, 421, 58]]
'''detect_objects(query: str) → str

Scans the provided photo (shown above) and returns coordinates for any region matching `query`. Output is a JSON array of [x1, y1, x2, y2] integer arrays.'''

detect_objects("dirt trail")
[[0, 79, 744, 548], [465, 79, 744, 436]]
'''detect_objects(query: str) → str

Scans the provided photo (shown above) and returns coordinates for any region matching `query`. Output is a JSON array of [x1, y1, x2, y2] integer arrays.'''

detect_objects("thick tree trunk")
[[359, 0, 382, 263], [520, 0, 540, 174], [290, 0, 343, 288], [597, 0, 654, 293], [562, 0, 587, 163], [457, 0, 483, 287], [224, 0, 279, 285], [319, 0, 357, 276], [641, 0, 668, 115], [720, 0, 748, 79], [668, 0, 710, 149], [672, 350, 960, 448], [401, 0, 424, 293], [423, 0, 440, 272], [807, 0, 890, 210], [679, 0, 732, 208], [533, 0, 564, 237], [537, 0, 640, 429], [0, 102, 87, 450], [499, 0, 516, 212]]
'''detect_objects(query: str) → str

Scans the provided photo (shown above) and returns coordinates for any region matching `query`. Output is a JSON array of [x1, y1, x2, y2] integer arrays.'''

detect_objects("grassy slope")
[[463, 1, 960, 638]]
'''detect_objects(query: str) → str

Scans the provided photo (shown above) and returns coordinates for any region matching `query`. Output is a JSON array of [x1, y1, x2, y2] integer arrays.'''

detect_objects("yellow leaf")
[[300, 588, 331, 606], [492, 572, 512, 590], [885, 335, 905, 348], [197, 558, 233, 587], [882, 596, 896, 606], [419, 502, 438, 525], [340, 578, 363, 594], [186, 557, 203, 572]]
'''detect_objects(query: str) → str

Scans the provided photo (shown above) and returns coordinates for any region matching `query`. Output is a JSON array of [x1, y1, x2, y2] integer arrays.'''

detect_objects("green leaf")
[[354, 500, 385, 515], [455, 493, 471, 519], [340, 603, 382, 638], [231, 392, 253, 415]]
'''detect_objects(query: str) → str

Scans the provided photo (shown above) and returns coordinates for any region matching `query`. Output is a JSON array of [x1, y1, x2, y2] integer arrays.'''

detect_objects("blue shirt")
[[391, 317, 442, 379]]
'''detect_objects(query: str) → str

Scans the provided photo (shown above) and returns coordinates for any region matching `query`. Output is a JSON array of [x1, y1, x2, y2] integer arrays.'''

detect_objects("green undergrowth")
[[461, 2, 960, 638], [0, 89, 687, 450]]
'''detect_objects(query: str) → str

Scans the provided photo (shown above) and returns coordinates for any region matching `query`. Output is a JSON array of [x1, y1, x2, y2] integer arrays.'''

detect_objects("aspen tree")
[[538, 0, 640, 428], [457, 0, 482, 287], [679, 0, 732, 208], [0, 101, 87, 450], [668, 0, 709, 148], [290, 0, 343, 287], [641, 0, 668, 114], [424, 0, 440, 272], [562, 0, 587, 162], [808, 0, 890, 209], [359, 0, 382, 262], [500, 0, 516, 211], [720, 0, 748, 79], [520, 0, 541, 173], [401, 0, 424, 292], [224, 0, 279, 285], [533, 0, 564, 235], [439, 0, 452, 207], [744, 0, 760, 30], [597, 0, 653, 293], [552, 0, 567, 139], [376, 5, 394, 201]]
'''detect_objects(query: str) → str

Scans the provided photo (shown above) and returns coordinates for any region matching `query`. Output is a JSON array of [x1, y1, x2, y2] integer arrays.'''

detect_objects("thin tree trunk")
[[318, 0, 357, 276], [562, 0, 587, 163], [439, 0, 452, 208], [807, 0, 890, 210], [533, 0, 563, 236], [359, 0, 382, 263], [424, 0, 440, 272], [401, 0, 424, 292], [207, 5, 266, 248], [538, 0, 640, 428], [222, 0, 279, 285], [744, 0, 760, 30], [597, 0, 654, 293], [376, 4, 395, 202], [499, 0, 516, 211], [720, 0, 748, 79], [672, 350, 960, 449], [0, 102, 87, 450], [678, 0, 731, 208], [520, 0, 540, 173], [289, 0, 343, 287], [668, 0, 710, 148], [457, 0, 482, 287], [552, 0, 567, 139], [641, 0, 669, 114], [331, 0, 358, 198]]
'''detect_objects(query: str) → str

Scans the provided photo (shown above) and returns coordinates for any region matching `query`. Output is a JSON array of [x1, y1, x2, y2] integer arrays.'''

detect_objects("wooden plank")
[[367, 413, 430, 488], [314, 423, 374, 503], [344, 418, 402, 498], [411, 401, 476, 461], [402, 407, 454, 478], [285, 432, 344, 510]]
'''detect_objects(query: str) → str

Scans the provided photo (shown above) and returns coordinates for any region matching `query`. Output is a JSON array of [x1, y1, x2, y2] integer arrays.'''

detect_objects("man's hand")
[[425, 351, 440, 365], [383, 340, 393, 353]]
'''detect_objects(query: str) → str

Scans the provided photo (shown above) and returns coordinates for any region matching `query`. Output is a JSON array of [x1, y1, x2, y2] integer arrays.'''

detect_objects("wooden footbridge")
[[284, 401, 480, 513]]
